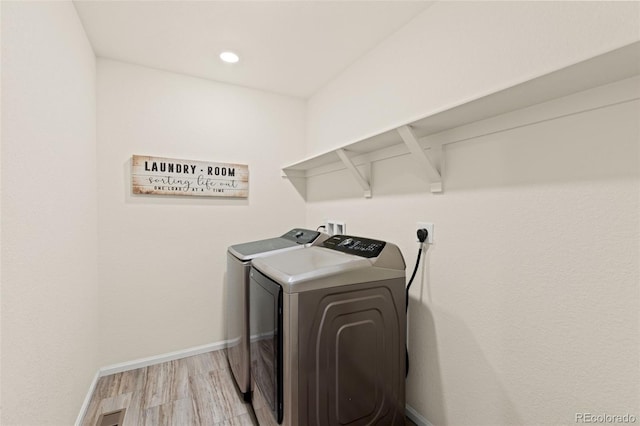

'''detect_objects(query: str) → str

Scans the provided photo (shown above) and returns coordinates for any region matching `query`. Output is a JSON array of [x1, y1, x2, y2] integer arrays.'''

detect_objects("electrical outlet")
[[417, 222, 434, 244], [325, 220, 346, 236]]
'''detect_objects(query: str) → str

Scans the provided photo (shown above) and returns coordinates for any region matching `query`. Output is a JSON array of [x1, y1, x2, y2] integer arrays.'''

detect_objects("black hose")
[[406, 248, 422, 312], [405, 247, 423, 377]]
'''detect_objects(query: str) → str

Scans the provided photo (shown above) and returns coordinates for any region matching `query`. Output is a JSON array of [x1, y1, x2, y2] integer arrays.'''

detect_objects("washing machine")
[[226, 228, 327, 402], [249, 234, 406, 426]]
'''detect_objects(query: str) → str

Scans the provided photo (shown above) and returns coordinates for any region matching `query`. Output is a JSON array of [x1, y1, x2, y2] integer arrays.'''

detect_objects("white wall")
[[1, 2, 98, 425], [307, 1, 640, 155], [1, 2, 637, 424], [96, 59, 306, 365], [305, 2, 640, 425], [0, 2, 4, 421]]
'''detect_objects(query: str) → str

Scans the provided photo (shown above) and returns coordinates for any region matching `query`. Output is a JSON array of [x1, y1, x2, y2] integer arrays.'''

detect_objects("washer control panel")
[[322, 234, 386, 258]]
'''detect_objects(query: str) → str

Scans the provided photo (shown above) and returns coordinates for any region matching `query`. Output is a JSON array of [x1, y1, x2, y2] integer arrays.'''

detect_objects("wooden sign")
[[132, 155, 248, 198]]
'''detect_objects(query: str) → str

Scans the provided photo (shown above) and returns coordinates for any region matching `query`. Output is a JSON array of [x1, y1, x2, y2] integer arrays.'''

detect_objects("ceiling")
[[73, 1, 432, 98]]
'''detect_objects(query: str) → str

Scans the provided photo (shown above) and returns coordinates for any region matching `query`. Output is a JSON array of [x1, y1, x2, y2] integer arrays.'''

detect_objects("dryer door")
[[249, 268, 283, 424]]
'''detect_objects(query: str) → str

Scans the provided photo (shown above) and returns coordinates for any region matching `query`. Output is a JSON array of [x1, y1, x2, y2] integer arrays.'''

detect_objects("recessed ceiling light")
[[220, 51, 240, 64]]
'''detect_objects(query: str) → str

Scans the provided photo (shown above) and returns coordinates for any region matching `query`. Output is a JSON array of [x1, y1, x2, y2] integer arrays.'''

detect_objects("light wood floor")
[[81, 349, 418, 425]]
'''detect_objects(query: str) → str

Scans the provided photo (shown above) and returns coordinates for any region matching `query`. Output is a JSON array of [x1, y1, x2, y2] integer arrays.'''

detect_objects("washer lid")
[[252, 246, 369, 282], [251, 242, 405, 293], [228, 228, 321, 261]]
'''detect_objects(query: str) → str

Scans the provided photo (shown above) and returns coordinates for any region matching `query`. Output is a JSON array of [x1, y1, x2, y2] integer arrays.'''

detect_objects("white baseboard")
[[75, 370, 100, 426], [98, 340, 227, 377], [406, 404, 435, 426], [76, 340, 228, 425]]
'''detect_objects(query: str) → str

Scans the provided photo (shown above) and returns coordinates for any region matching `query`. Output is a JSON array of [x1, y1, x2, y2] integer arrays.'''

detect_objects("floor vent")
[[96, 409, 126, 426]]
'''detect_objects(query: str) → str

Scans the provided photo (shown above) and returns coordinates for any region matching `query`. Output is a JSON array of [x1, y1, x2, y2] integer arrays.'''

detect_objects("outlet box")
[[417, 222, 434, 244], [325, 220, 346, 236]]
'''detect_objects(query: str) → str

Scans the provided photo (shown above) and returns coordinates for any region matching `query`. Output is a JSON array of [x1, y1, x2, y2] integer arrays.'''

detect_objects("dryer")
[[226, 228, 327, 401], [249, 234, 406, 426]]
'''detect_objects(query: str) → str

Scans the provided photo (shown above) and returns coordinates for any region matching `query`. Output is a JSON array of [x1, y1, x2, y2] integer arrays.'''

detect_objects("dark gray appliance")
[[249, 234, 406, 425], [226, 228, 326, 401]]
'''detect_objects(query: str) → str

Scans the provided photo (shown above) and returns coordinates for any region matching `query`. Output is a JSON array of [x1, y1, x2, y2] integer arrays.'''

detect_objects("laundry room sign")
[[131, 155, 248, 198]]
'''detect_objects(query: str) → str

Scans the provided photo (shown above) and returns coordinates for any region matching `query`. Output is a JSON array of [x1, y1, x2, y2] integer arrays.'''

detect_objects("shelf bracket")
[[336, 148, 372, 198], [397, 125, 443, 193], [281, 168, 307, 200]]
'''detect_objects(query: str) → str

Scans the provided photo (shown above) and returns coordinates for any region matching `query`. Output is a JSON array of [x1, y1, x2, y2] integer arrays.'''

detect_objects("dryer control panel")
[[322, 235, 386, 258]]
